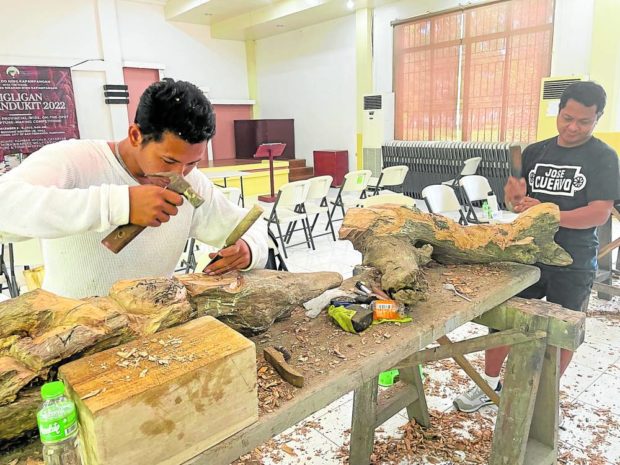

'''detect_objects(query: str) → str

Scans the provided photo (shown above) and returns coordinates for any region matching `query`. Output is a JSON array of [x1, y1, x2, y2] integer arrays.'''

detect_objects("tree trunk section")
[[340, 203, 571, 304], [0, 270, 342, 444]]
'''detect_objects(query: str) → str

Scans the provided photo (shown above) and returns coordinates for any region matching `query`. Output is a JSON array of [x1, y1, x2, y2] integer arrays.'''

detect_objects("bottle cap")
[[41, 381, 65, 400]]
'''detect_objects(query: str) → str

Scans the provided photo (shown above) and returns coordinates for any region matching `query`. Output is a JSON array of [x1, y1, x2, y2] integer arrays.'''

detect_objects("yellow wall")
[[590, 0, 620, 133], [594, 132, 620, 155], [200, 161, 290, 197]]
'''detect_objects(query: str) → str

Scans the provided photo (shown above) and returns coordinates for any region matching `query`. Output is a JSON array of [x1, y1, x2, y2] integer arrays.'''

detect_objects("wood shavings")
[[280, 444, 296, 456], [339, 410, 494, 464]]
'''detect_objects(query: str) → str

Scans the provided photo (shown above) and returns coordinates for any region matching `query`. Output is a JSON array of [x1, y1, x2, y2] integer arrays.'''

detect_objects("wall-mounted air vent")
[[364, 95, 382, 110], [542, 78, 582, 100]]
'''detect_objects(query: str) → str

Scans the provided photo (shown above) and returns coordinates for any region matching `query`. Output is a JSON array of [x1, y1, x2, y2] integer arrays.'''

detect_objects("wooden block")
[[59, 316, 257, 465]]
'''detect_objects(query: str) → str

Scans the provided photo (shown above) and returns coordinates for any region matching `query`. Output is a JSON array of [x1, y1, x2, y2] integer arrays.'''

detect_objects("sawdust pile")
[[338, 410, 494, 464]]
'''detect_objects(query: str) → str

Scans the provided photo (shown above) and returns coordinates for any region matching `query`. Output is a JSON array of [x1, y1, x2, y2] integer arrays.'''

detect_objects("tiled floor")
[[2, 192, 619, 464]]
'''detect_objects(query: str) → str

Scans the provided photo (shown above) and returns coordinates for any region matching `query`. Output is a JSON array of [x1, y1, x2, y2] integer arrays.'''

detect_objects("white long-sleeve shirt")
[[0, 139, 268, 298]]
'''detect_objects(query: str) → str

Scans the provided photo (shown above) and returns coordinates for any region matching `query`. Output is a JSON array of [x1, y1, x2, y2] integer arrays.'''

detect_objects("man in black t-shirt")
[[454, 81, 620, 414]]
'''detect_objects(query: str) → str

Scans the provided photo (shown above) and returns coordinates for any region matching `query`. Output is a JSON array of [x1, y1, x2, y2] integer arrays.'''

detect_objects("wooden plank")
[[490, 312, 547, 465], [592, 281, 620, 297], [394, 329, 544, 368], [474, 297, 585, 350], [350, 376, 379, 465], [528, 345, 560, 453], [438, 335, 500, 406], [59, 316, 257, 465], [375, 383, 420, 427]]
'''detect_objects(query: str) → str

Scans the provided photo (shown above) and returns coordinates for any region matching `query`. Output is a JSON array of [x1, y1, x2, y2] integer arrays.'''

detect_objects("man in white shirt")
[[0, 78, 268, 298]]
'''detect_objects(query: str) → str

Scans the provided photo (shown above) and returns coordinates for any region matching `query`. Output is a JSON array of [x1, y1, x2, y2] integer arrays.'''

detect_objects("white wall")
[[255, 15, 357, 168], [117, 1, 248, 99], [550, 0, 594, 77], [0, 0, 249, 140]]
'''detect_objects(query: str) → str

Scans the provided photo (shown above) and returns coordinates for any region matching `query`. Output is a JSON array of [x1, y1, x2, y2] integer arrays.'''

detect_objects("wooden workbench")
[[180, 261, 581, 465], [3, 262, 584, 465]]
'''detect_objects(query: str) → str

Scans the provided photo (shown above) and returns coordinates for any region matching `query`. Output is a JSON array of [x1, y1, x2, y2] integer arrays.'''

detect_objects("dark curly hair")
[[134, 78, 216, 145], [560, 81, 607, 116]]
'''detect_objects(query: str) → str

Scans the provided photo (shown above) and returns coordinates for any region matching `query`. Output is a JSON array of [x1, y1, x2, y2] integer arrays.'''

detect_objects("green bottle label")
[[37, 401, 78, 443]]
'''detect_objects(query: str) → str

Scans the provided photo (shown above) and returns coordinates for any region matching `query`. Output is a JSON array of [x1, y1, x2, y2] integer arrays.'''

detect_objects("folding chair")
[[179, 187, 245, 273], [264, 180, 314, 258], [422, 184, 468, 225], [359, 192, 416, 208], [304, 175, 337, 242], [0, 239, 44, 297], [328, 169, 372, 224], [442, 156, 482, 189], [265, 229, 288, 271], [459, 175, 495, 224], [178, 238, 200, 273], [367, 165, 409, 196], [0, 243, 16, 298]]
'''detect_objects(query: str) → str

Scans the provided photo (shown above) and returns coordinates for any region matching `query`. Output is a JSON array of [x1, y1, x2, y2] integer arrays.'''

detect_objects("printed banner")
[[0, 65, 79, 156]]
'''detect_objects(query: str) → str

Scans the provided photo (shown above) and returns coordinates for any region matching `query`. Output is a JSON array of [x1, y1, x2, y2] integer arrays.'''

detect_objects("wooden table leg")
[[399, 365, 430, 427], [489, 337, 546, 465], [350, 376, 379, 465], [526, 345, 560, 465]]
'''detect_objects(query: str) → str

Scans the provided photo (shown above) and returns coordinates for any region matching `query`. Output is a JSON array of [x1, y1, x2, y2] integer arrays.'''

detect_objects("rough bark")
[[0, 269, 342, 444], [340, 202, 571, 304], [0, 387, 39, 443], [179, 270, 344, 335]]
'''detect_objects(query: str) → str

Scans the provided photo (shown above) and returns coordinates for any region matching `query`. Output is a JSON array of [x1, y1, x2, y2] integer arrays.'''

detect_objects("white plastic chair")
[[422, 184, 468, 225], [367, 165, 409, 196], [442, 156, 482, 189], [180, 186, 244, 273], [459, 175, 494, 224], [304, 175, 337, 241], [265, 180, 313, 258], [359, 193, 416, 208], [328, 169, 372, 223]]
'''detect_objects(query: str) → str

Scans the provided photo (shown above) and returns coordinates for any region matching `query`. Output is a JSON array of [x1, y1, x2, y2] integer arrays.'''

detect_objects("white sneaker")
[[453, 382, 501, 413]]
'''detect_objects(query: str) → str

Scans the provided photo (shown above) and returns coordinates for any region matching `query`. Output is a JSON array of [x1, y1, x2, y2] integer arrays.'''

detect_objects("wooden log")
[[108, 277, 194, 335], [0, 269, 342, 444], [341, 203, 572, 266], [179, 270, 343, 335], [0, 387, 39, 443], [340, 203, 571, 304], [0, 290, 131, 377], [59, 316, 258, 465], [0, 357, 36, 406]]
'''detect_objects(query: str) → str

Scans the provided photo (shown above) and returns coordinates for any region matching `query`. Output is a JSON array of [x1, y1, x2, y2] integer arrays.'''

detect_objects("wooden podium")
[[255, 143, 286, 203]]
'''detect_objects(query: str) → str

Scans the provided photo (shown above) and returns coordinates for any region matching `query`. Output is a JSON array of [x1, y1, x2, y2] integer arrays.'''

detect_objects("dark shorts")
[[516, 266, 596, 312]]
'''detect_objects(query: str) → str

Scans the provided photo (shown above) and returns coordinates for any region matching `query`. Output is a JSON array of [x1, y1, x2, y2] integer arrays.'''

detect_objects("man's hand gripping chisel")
[[204, 204, 264, 268], [101, 172, 204, 254]]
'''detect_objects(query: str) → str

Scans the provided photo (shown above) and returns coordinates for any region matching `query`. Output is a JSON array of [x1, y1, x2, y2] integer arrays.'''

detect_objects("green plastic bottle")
[[482, 200, 493, 220], [36, 381, 83, 465]]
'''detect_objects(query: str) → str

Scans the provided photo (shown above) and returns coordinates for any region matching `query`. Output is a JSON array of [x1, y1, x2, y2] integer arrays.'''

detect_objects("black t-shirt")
[[522, 136, 620, 271]]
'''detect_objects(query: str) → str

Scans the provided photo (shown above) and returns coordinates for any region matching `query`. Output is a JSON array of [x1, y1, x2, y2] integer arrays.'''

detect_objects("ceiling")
[[164, 0, 398, 40]]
